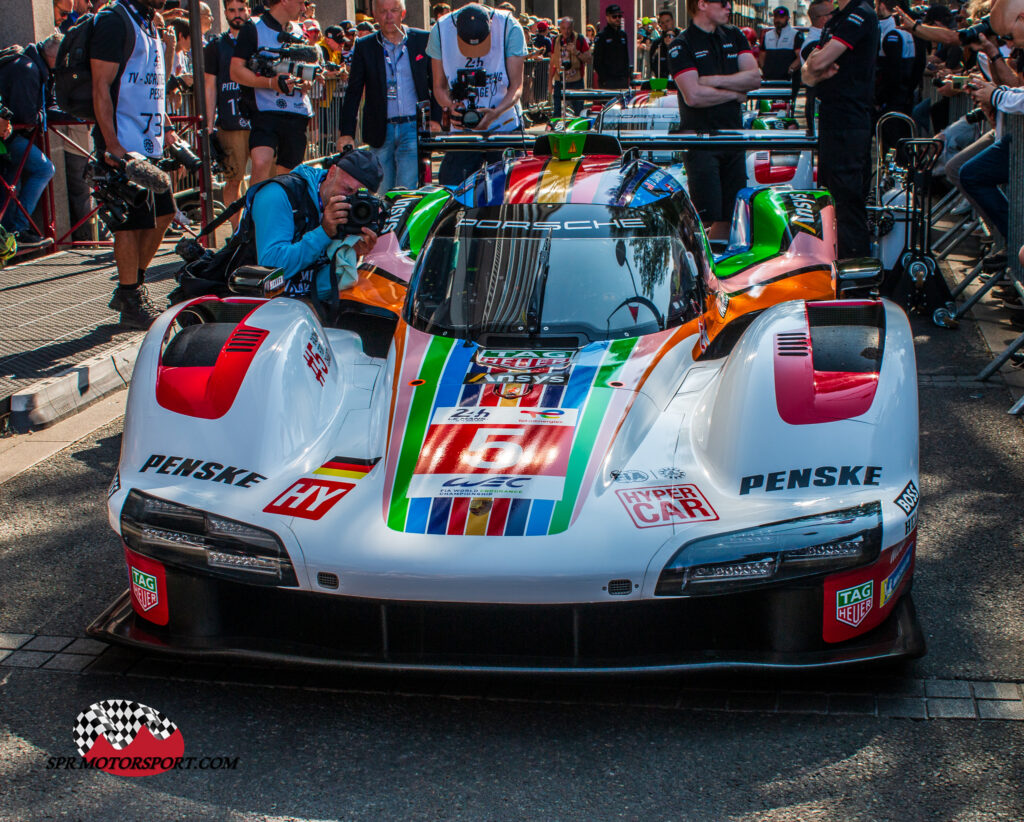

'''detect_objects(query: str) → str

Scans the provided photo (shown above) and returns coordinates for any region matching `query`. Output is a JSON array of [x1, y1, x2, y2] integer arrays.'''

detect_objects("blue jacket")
[[251, 163, 331, 290]]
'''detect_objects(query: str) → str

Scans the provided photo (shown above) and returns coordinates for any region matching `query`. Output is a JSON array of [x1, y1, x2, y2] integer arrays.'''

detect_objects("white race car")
[[93, 136, 923, 673]]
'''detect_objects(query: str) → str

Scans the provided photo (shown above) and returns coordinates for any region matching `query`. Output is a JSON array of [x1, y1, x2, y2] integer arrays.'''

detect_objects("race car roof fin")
[[533, 133, 622, 159]]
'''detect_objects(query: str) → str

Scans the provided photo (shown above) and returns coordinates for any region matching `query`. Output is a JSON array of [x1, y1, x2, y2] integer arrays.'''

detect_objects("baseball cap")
[[339, 19, 353, 30], [606, 4, 623, 14], [303, 19, 321, 31], [535, 20, 548, 31], [356, 21, 373, 31], [324, 25, 343, 41], [455, 4, 492, 57], [773, 5, 789, 14], [334, 149, 384, 193]]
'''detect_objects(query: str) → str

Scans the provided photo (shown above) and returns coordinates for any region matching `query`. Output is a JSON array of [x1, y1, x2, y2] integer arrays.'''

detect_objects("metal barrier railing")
[[522, 59, 550, 109]]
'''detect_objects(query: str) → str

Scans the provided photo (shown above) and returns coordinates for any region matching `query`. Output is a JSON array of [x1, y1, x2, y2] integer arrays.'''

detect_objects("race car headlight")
[[120, 489, 298, 587], [655, 502, 881, 596]]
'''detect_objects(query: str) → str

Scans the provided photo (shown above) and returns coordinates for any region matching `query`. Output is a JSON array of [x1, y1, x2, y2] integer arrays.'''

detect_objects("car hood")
[[380, 323, 700, 536]]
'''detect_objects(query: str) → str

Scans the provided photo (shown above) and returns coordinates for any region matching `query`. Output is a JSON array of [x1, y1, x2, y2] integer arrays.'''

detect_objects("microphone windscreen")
[[124, 155, 171, 193]]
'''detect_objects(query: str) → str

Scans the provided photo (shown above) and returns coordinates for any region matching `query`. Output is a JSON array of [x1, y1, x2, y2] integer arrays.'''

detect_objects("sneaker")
[[14, 230, 47, 247], [111, 285, 163, 329]]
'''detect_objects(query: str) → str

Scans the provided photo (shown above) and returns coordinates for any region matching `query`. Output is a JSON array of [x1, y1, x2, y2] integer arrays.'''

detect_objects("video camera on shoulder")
[[450, 68, 491, 128]]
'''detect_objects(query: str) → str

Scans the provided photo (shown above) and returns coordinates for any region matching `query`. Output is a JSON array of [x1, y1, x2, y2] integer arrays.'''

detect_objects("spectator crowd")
[[2, 0, 1024, 330]]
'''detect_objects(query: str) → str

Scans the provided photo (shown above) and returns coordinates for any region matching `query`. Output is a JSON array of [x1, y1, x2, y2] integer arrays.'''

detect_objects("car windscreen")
[[405, 203, 706, 344]]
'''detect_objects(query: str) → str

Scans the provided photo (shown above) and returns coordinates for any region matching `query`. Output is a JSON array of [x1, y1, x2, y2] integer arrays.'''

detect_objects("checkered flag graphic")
[[74, 700, 178, 757]]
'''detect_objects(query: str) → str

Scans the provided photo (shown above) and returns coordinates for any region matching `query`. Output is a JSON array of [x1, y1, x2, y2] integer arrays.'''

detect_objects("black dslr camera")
[[450, 68, 490, 128], [88, 162, 149, 228], [339, 189, 388, 237], [958, 15, 994, 46], [159, 141, 203, 173]]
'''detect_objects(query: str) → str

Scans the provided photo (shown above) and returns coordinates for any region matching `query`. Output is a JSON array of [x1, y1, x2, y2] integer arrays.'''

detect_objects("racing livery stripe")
[[386, 334, 457, 531], [536, 157, 581, 204], [549, 337, 638, 533], [569, 157, 619, 203], [506, 159, 544, 204], [531, 157, 554, 203]]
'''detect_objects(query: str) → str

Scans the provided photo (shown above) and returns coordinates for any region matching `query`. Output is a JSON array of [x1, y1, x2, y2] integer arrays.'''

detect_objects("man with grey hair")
[[340, 0, 437, 191], [0, 32, 63, 247], [549, 16, 590, 118]]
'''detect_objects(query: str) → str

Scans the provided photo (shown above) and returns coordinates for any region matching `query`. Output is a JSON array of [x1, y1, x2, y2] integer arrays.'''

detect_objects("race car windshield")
[[407, 205, 705, 344]]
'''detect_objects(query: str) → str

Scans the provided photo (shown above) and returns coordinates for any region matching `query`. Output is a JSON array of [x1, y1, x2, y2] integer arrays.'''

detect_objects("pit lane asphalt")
[[1, 311, 1022, 820]]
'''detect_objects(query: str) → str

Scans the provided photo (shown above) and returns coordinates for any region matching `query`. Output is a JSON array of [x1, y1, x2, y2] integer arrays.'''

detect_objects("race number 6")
[[463, 427, 524, 469]]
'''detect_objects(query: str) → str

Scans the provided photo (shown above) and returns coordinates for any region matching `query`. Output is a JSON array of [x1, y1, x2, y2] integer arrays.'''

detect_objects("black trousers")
[[817, 125, 872, 258]]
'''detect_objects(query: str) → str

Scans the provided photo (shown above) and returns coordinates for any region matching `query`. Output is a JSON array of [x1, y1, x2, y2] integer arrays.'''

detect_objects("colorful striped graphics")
[[453, 155, 683, 208], [381, 327, 685, 536]]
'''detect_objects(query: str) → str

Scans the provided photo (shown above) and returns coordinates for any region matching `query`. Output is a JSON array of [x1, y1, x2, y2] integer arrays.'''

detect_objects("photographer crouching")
[[248, 149, 383, 310], [231, 0, 322, 184]]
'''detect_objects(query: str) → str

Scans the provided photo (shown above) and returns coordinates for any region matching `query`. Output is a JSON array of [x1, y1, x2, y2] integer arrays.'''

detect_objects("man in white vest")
[[427, 2, 528, 186], [91, 0, 182, 329], [231, 0, 315, 184]]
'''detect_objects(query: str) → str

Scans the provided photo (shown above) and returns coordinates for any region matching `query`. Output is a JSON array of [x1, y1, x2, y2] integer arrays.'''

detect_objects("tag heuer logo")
[[836, 580, 873, 627], [131, 567, 159, 612]]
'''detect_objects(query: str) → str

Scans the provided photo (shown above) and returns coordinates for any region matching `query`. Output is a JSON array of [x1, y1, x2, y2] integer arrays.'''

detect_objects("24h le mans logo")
[[131, 568, 159, 612], [836, 580, 873, 627]]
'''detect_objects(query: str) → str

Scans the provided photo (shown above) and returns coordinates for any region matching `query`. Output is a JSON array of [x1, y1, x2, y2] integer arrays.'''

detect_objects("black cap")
[[339, 19, 353, 29], [336, 149, 384, 193], [356, 21, 373, 31], [456, 4, 492, 45], [773, 6, 789, 15], [606, 4, 622, 14], [324, 25, 343, 40]]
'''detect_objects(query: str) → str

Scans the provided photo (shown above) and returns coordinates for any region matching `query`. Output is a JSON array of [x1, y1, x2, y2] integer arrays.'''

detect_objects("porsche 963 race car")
[[92, 133, 924, 673]]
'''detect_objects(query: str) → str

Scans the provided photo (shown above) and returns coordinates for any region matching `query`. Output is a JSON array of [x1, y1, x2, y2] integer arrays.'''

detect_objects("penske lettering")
[[140, 455, 266, 488], [739, 465, 882, 495], [615, 484, 719, 529]]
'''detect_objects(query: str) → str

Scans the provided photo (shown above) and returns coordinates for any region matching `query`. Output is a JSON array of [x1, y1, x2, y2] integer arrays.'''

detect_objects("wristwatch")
[[912, 19, 921, 31]]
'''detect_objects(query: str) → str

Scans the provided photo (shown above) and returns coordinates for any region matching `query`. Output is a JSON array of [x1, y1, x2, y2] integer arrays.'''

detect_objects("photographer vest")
[[212, 32, 249, 130], [762, 24, 799, 81], [112, 0, 166, 159], [438, 7, 522, 132], [252, 15, 313, 118]]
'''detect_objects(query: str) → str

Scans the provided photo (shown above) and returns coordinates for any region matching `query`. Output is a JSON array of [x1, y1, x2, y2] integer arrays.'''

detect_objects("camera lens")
[[350, 201, 372, 223], [462, 108, 482, 128]]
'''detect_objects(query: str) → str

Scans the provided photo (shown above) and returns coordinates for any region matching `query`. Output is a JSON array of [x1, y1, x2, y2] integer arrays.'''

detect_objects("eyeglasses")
[[705, 0, 732, 6]]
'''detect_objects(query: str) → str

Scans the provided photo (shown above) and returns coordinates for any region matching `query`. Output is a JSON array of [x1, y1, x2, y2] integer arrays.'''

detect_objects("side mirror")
[[836, 257, 883, 298], [228, 265, 285, 297]]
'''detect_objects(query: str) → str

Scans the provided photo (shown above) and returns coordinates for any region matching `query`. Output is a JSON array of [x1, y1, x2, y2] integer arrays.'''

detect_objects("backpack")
[[53, 5, 133, 119], [0, 46, 25, 72], [173, 174, 325, 303]]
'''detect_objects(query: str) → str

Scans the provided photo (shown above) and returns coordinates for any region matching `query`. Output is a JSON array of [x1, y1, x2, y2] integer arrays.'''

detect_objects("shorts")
[[92, 130, 176, 232], [216, 128, 250, 181], [683, 148, 746, 224], [249, 111, 309, 170]]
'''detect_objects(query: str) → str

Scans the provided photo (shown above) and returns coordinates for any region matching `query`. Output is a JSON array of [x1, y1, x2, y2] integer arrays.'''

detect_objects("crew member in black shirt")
[[669, 0, 761, 238], [649, 9, 680, 79], [802, 0, 879, 258], [204, 0, 251, 225], [593, 4, 630, 89]]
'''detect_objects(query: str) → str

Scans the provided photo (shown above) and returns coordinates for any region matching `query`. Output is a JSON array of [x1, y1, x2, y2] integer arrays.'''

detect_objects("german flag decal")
[[313, 456, 381, 481]]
